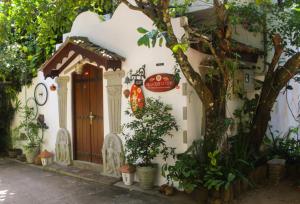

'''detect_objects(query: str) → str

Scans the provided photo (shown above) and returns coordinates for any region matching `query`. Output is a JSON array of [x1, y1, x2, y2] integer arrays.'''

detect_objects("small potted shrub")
[[40, 150, 54, 166], [123, 97, 178, 189], [120, 164, 136, 185]]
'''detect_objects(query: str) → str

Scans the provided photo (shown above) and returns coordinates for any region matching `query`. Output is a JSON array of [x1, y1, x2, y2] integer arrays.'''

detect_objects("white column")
[[55, 76, 70, 129], [102, 70, 125, 177], [55, 76, 71, 166], [103, 70, 125, 134]]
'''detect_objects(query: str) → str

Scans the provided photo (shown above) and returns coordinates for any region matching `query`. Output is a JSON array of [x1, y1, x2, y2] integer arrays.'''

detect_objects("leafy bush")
[[203, 151, 236, 191], [122, 97, 178, 166], [265, 127, 300, 164], [162, 140, 204, 192]]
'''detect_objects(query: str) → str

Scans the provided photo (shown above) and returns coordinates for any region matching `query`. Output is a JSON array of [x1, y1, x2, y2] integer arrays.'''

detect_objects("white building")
[[12, 1, 268, 186]]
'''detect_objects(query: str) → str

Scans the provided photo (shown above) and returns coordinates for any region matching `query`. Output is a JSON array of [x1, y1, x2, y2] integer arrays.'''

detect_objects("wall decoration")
[[125, 65, 146, 86], [145, 73, 180, 92], [34, 83, 48, 106], [123, 89, 130, 98], [130, 84, 145, 114], [50, 84, 56, 91]]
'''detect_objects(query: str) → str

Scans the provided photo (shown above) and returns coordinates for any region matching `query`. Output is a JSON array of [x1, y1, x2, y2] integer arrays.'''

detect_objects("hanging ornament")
[[130, 84, 145, 116], [123, 89, 130, 98], [50, 84, 56, 91]]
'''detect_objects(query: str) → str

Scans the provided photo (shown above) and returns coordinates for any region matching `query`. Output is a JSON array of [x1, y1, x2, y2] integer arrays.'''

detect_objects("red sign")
[[145, 73, 177, 92], [130, 84, 145, 113]]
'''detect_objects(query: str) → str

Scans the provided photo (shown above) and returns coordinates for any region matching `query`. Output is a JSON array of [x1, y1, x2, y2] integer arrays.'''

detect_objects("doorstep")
[[8, 158, 120, 186]]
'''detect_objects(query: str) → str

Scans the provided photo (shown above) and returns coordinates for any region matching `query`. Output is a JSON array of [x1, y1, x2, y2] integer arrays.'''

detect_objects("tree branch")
[[120, 0, 143, 12], [269, 34, 284, 73]]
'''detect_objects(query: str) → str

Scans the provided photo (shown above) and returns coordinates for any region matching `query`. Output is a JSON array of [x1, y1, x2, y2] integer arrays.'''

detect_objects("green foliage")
[[162, 140, 204, 192], [0, 0, 118, 81], [0, 88, 15, 152], [0, 0, 119, 152], [13, 105, 43, 151], [122, 97, 178, 166], [137, 27, 166, 48], [203, 151, 236, 191], [227, 0, 300, 55], [265, 126, 300, 164]]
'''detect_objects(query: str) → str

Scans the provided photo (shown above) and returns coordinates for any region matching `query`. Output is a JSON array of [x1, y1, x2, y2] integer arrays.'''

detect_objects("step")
[[72, 160, 103, 172]]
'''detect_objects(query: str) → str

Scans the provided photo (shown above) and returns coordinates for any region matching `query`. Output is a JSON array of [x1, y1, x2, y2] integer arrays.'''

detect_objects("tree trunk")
[[250, 52, 300, 150]]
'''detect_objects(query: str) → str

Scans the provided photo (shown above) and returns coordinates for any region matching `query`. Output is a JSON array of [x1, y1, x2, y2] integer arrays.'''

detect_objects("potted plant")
[[122, 97, 178, 189], [119, 164, 136, 185], [40, 150, 54, 166], [14, 105, 43, 163]]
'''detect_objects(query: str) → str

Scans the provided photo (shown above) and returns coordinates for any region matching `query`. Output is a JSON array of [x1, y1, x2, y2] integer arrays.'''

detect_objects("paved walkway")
[[0, 159, 192, 204]]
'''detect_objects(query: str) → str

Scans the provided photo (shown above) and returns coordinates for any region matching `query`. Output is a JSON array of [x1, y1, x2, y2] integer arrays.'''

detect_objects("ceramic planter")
[[136, 165, 157, 189], [120, 164, 136, 186], [39, 150, 54, 166], [122, 172, 135, 185]]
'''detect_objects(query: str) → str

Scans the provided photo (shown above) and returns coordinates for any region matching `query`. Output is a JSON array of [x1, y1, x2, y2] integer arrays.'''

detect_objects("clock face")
[[34, 83, 48, 106]]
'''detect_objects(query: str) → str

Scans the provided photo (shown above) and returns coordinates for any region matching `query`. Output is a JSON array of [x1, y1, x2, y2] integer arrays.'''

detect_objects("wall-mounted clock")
[[34, 83, 48, 106]]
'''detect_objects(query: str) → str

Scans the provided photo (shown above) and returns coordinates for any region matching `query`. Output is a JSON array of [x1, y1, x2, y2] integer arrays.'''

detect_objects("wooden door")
[[73, 64, 104, 164]]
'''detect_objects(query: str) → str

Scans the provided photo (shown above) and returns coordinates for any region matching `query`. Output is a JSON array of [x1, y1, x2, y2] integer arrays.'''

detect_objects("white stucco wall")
[[12, 3, 205, 186]]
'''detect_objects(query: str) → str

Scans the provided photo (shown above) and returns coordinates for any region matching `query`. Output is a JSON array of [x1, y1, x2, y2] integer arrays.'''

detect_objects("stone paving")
[[0, 158, 197, 204]]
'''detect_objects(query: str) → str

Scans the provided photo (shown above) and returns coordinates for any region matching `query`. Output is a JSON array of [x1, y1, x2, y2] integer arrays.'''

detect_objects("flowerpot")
[[34, 155, 42, 165], [25, 148, 39, 164], [122, 172, 135, 185], [136, 165, 157, 189], [41, 157, 53, 166], [8, 149, 17, 158], [267, 159, 286, 185], [39, 150, 54, 166]]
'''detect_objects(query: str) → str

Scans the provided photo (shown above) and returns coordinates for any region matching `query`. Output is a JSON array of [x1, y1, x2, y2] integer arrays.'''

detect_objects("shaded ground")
[[2, 158, 300, 204], [0, 158, 191, 204], [237, 180, 300, 204]]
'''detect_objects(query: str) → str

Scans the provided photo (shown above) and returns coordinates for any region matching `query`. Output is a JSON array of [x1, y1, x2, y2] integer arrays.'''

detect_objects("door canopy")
[[40, 37, 125, 79]]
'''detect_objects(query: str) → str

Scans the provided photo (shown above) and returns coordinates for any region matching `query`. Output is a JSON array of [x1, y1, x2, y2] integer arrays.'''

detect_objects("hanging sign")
[[145, 73, 179, 92], [130, 84, 145, 114]]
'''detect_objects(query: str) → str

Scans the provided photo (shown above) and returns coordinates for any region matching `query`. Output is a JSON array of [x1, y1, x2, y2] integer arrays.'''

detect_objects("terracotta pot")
[[34, 155, 42, 165]]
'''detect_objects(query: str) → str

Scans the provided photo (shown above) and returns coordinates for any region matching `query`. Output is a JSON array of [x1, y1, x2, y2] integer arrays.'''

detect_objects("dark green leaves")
[[136, 27, 165, 48], [122, 97, 178, 166]]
